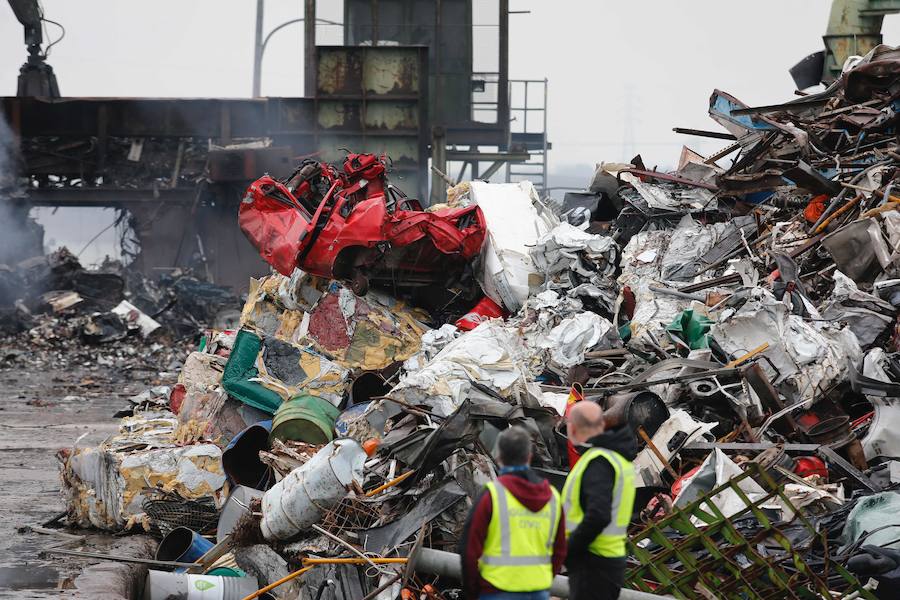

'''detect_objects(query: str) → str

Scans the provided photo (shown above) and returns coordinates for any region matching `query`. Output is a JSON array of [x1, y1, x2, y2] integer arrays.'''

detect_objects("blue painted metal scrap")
[[708, 89, 777, 135]]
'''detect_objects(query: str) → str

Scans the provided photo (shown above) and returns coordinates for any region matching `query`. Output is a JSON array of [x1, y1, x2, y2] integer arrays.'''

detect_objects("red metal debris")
[[454, 297, 507, 331], [239, 153, 486, 295]]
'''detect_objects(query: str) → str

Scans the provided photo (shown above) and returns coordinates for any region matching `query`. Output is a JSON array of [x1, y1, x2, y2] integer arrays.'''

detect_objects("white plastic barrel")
[[260, 438, 366, 541], [144, 571, 259, 600]]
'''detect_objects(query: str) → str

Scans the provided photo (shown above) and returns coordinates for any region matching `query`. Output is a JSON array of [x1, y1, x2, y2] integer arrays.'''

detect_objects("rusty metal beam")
[[672, 127, 737, 141], [17, 188, 197, 207], [446, 150, 529, 162]]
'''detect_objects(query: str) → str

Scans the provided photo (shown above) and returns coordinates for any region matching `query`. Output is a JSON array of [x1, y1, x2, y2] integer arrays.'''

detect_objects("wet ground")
[[0, 339, 185, 597]]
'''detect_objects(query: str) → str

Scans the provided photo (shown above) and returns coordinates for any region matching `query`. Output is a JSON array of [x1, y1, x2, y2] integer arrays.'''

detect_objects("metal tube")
[[523, 80, 529, 133], [413, 547, 672, 599], [648, 285, 705, 302], [43, 548, 198, 569], [302, 558, 407, 565]]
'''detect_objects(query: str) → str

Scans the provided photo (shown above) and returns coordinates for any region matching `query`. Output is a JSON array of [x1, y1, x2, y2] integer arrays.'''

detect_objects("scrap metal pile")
[[52, 44, 900, 600], [0, 247, 242, 343]]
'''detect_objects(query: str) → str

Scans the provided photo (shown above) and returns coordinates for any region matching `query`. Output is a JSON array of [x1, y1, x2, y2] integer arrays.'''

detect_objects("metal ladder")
[[505, 78, 549, 192]]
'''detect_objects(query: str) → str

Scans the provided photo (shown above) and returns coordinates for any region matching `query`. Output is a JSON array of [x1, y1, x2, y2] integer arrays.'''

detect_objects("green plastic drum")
[[271, 395, 341, 444]]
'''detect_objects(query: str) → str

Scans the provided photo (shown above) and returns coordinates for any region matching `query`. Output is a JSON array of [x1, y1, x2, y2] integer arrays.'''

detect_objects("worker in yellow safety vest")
[[562, 401, 637, 600], [459, 426, 567, 600]]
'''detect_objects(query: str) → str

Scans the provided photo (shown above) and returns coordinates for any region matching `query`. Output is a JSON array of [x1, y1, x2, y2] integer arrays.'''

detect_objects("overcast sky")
[[4, 0, 900, 170], [4, 1, 900, 263]]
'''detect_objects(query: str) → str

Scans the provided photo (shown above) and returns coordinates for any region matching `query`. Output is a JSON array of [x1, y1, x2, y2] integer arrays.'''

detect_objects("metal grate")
[[626, 463, 876, 599], [142, 488, 219, 538]]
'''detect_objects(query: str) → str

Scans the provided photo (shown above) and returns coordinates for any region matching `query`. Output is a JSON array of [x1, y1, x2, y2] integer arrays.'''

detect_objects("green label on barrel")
[[194, 579, 216, 591]]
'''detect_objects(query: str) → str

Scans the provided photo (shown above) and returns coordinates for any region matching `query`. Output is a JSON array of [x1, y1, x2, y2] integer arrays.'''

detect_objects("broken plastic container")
[[843, 492, 900, 552], [260, 438, 366, 541]]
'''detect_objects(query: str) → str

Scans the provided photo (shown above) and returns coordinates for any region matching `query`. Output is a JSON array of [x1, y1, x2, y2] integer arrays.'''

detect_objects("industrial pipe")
[[413, 547, 672, 599]]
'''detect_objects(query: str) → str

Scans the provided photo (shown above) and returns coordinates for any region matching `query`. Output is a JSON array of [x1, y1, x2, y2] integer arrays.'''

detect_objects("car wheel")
[[350, 271, 369, 296]]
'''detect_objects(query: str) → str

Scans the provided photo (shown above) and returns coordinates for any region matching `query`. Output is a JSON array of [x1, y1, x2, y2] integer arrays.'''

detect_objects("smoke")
[[0, 112, 17, 193], [0, 112, 44, 265]]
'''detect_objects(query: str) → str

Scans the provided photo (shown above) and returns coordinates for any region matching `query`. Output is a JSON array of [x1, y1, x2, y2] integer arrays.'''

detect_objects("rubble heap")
[[53, 44, 900, 600], [0, 247, 242, 341]]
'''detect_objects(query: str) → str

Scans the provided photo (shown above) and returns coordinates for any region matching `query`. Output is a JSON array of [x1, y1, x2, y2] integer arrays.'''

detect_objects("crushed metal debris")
[[16, 41, 900, 600]]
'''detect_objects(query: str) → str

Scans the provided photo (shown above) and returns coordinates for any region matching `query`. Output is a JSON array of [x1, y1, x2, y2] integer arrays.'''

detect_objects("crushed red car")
[[239, 153, 486, 299]]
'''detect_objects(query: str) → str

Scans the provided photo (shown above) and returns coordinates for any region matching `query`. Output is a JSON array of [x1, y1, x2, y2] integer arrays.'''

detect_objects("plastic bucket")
[[156, 527, 214, 569], [144, 571, 259, 600], [271, 395, 340, 444], [222, 420, 273, 489]]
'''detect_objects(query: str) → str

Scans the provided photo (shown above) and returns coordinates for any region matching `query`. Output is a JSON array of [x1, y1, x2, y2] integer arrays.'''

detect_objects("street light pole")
[[253, 0, 265, 97], [251, 1, 336, 98], [304, 0, 316, 96]]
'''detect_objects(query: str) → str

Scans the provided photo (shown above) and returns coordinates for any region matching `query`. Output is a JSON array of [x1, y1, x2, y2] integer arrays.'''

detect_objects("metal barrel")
[[260, 438, 366, 541], [222, 420, 274, 489], [806, 415, 869, 470], [271, 394, 340, 444], [602, 391, 670, 439]]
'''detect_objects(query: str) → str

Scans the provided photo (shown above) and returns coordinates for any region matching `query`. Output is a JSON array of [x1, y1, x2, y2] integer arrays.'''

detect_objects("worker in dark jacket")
[[562, 401, 637, 600], [459, 426, 567, 600]]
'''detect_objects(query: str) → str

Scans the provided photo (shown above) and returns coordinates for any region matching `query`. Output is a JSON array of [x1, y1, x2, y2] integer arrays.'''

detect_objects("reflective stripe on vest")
[[477, 480, 561, 591], [561, 447, 635, 557]]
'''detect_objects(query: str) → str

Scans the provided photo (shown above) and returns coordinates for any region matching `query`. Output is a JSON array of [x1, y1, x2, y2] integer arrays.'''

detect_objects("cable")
[[41, 18, 65, 57], [77, 220, 117, 258]]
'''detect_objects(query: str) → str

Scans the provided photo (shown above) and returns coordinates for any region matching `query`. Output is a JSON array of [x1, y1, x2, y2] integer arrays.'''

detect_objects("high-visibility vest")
[[477, 480, 562, 592], [561, 447, 635, 558]]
